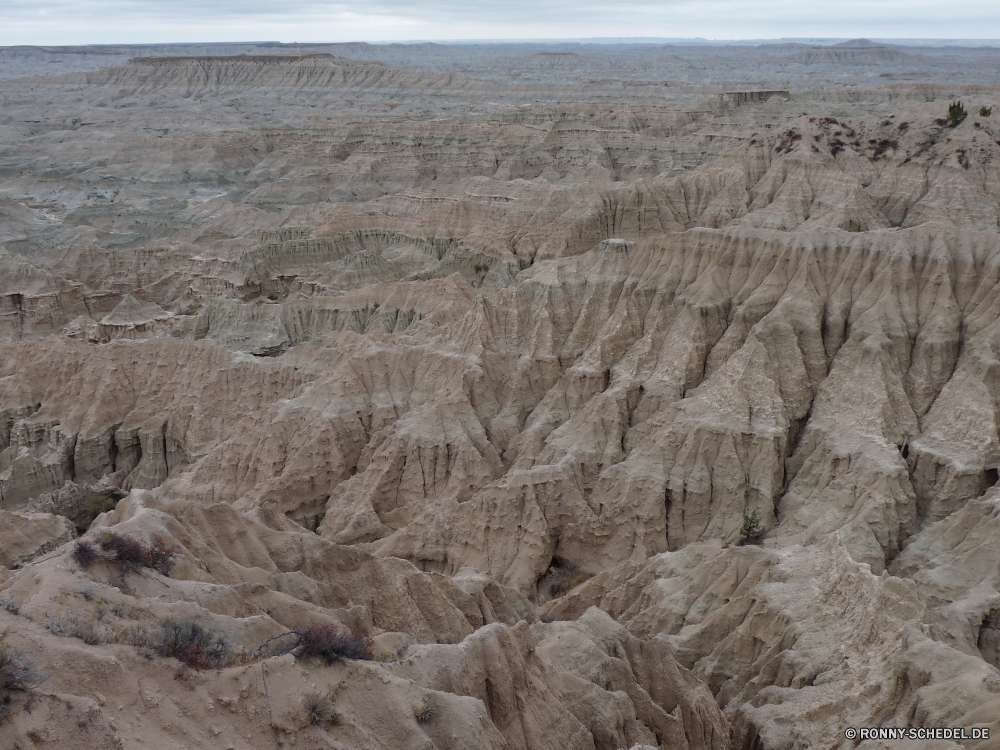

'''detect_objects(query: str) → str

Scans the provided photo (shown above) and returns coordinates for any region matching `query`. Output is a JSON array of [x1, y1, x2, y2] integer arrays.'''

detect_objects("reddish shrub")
[[872, 139, 900, 159], [99, 533, 177, 575], [100, 534, 145, 569], [146, 537, 176, 575]]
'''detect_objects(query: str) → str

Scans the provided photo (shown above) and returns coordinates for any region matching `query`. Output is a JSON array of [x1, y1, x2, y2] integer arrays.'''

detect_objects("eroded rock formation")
[[1, 46, 1000, 750]]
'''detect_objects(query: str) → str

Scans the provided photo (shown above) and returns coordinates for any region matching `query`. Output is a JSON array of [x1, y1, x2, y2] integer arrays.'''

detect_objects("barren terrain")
[[1, 40, 1000, 750]]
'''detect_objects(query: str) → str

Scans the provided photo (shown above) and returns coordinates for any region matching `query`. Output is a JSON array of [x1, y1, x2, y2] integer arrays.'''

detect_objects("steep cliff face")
[[2, 51, 1000, 750]]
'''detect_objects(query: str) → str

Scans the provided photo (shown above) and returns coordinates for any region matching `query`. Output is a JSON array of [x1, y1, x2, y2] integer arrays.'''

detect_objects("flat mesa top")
[[127, 53, 344, 65]]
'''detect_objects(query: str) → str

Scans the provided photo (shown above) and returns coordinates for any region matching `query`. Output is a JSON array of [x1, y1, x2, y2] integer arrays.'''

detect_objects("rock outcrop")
[[2, 44, 1000, 750]]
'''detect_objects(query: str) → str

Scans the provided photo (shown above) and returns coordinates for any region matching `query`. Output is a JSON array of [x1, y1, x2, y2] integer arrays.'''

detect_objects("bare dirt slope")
[[1, 47, 1000, 750]]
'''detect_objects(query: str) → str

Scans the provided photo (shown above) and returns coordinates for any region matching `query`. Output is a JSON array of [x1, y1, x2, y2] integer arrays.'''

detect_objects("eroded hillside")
[[1, 49, 1000, 750]]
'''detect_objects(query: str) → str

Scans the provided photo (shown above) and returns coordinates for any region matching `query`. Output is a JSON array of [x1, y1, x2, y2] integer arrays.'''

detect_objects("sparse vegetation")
[[153, 616, 233, 669], [72, 539, 99, 569], [67, 618, 102, 645], [414, 696, 438, 724], [297, 623, 374, 664], [0, 597, 19, 615], [0, 639, 41, 723], [947, 101, 968, 128], [303, 691, 340, 727], [44, 615, 101, 644], [98, 533, 176, 575], [980, 106, 993, 117], [546, 560, 594, 598], [739, 509, 763, 545], [872, 139, 900, 159]]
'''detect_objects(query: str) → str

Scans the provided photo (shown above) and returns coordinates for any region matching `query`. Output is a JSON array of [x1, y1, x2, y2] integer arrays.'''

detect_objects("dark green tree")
[[980, 106, 993, 117], [948, 101, 968, 128], [739, 509, 763, 545]]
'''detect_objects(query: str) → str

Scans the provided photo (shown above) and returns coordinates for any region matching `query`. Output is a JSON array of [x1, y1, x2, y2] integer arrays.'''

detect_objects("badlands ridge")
[[1, 42, 1000, 749]]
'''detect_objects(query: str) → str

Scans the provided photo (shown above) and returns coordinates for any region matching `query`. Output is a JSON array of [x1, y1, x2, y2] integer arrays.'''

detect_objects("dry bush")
[[43, 617, 103, 645], [546, 560, 593, 598], [68, 618, 103, 645], [153, 616, 233, 669], [303, 691, 340, 727], [297, 624, 374, 664], [72, 539, 99, 569], [98, 533, 176, 575], [0, 639, 40, 724], [414, 696, 438, 724]]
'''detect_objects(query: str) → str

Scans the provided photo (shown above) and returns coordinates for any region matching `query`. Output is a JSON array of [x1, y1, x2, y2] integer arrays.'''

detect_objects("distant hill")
[[789, 46, 914, 64]]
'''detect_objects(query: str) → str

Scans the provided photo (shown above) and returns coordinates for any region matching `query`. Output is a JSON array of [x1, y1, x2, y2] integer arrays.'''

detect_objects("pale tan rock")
[[0, 509, 75, 568], [3, 48, 1000, 750]]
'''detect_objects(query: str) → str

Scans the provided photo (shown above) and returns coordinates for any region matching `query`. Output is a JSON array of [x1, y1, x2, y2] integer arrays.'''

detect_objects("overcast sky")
[[2, 0, 999, 46]]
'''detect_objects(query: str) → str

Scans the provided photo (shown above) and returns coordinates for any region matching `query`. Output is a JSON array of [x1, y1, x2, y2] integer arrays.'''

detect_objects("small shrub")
[[546, 561, 593, 598], [154, 617, 233, 670], [66, 618, 102, 646], [980, 106, 993, 117], [739, 510, 763, 545], [898, 121, 910, 131], [948, 101, 968, 128], [110, 623, 151, 648], [0, 640, 40, 723], [98, 533, 176, 575], [0, 642, 39, 693], [72, 539, 99, 569], [303, 691, 339, 726], [0, 597, 19, 616], [99, 533, 146, 570], [297, 624, 374, 664], [415, 696, 438, 724], [42, 616, 102, 645], [146, 537, 177, 576], [872, 139, 900, 159]]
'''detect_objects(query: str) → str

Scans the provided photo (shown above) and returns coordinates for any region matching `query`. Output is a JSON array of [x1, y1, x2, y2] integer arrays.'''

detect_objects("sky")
[[2, 0, 999, 46]]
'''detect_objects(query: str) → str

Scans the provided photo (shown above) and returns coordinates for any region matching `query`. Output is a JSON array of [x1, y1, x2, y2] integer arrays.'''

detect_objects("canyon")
[[1, 40, 1000, 750]]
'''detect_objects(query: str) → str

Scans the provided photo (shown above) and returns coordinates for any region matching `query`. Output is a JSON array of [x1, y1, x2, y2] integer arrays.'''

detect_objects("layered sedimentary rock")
[[2, 47, 1000, 750]]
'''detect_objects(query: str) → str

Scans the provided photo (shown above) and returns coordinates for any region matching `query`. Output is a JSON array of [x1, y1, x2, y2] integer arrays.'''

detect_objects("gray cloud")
[[2, 0, 999, 44]]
